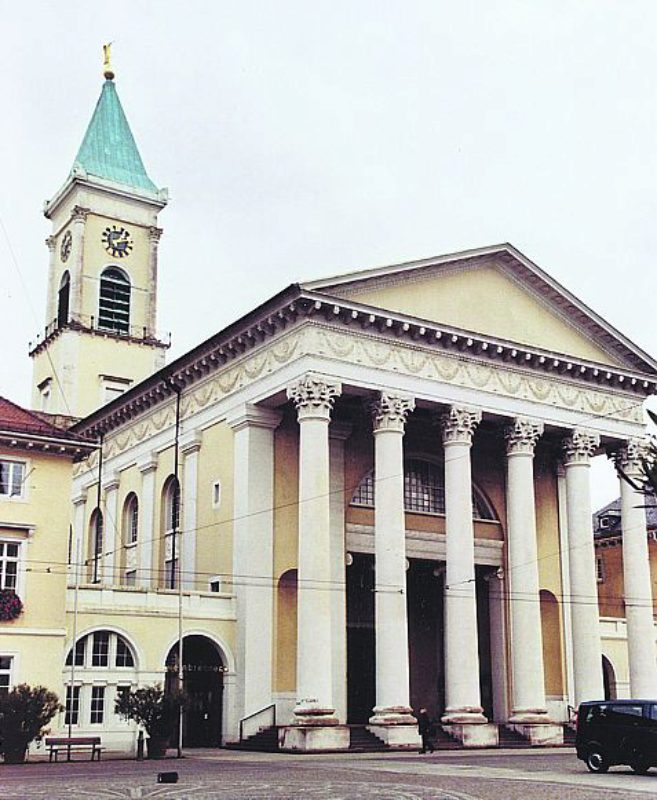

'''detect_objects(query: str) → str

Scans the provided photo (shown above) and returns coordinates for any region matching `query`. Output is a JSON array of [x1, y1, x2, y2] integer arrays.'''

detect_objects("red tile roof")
[[0, 396, 85, 441]]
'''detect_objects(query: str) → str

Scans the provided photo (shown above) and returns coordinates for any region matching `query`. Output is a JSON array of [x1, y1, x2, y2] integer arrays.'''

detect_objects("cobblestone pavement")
[[2, 749, 657, 799]]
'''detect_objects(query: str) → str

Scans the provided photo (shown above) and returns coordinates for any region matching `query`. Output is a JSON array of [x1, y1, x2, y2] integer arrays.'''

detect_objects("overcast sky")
[[3, 1, 656, 507]]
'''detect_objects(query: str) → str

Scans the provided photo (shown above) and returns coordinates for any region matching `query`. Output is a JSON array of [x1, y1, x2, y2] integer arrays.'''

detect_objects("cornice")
[[0, 429, 96, 459], [73, 285, 656, 442]]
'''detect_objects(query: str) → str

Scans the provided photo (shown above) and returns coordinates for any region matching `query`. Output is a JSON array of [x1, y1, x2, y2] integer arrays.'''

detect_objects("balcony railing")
[[29, 314, 171, 353]]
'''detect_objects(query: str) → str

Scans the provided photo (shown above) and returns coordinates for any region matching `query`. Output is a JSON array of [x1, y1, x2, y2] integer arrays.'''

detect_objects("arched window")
[[122, 493, 139, 587], [88, 508, 104, 584], [162, 477, 180, 589], [350, 458, 498, 521], [98, 267, 130, 334], [63, 630, 137, 728], [57, 271, 70, 328]]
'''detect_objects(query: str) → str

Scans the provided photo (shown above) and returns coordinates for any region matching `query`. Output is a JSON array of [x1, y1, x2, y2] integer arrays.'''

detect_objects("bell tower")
[[30, 47, 169, 419]]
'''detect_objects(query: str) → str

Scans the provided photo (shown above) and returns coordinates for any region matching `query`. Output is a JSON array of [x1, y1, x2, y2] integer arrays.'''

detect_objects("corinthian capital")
[[45, 235, 56, 251], [287, 374, 342, 421], [439, 406, 481, 446], [504, 417, 544, 456], [562, 430, 600, 466], [611, 438, 649, 477], [148, 226, 164, 244], [369, 392, 415, 433], [71, 205, 90, 223]]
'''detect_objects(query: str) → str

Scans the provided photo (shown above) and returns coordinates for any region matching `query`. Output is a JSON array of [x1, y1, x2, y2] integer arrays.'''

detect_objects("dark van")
[[576, 699, 657, 774]]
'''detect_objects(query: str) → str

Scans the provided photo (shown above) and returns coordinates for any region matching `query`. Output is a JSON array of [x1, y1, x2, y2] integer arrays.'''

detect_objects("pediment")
[[303, 244, 656, 372]]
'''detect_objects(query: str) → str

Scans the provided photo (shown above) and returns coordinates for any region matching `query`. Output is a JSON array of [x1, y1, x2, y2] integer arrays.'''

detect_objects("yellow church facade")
[[4, 57, 657, 755]]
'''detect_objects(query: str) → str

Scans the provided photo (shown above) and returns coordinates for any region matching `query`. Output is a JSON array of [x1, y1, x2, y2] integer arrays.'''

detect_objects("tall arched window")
[[98, 267, 130, 334], [57, 271, 70, 328], [122, 494, 139, 587], [350, 458, 498, 521], [162, 478, 180, 589], [88, 508, 104, 584]]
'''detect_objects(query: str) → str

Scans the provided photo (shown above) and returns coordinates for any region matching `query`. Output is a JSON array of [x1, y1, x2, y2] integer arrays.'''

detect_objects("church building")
[[4, 53, 657, 755]]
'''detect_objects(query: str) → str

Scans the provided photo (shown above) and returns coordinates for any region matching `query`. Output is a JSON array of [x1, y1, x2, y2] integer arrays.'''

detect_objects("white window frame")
[[208, 575, 223, 593], [0, 457, 28, 501], [89, 685, 106, 725], [0, 653, 15, 694], [0, 537, 27, 598], [99, 374, 132, 406]]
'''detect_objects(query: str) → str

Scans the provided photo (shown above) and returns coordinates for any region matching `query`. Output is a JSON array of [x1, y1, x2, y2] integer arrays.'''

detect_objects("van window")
[[610, 704, 643, 720], [649, 704, 657, 722]]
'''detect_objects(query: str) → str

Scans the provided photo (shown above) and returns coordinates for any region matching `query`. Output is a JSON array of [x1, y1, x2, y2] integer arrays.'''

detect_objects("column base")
[[369, 705, 416, 726], [508, 708, 551, 725], [507, 723, 564, 746], [367, 724, 421, 748], [442, 723, 498, 748], [292, 701, 338, 726], [280, 725, 350, 752], [441, 706, 487, 725]]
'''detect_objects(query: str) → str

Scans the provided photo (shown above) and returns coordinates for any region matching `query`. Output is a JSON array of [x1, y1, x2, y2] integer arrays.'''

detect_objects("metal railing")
[[29, 314, 171, 351], [239, 704, 276, 743]]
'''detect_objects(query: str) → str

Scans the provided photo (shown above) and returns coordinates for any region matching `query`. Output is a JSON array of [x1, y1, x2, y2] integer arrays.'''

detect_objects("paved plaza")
[[2, 748, 657, 800]]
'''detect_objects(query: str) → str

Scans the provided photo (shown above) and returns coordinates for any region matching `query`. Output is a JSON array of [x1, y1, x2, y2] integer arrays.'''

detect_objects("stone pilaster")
[[612, 440, 657, 697], [369, 392, 416, 731], [147, 226, 163, 335], [70, 206, 88, 321], [181, 433, 202, 591], [102, 474, 120, 585], [138, 454, 158, 589], [561, 430, 603, 705]]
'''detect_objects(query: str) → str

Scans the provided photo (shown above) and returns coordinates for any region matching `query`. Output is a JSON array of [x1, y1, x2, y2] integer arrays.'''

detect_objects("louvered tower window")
[[98, 267, 130, 334]]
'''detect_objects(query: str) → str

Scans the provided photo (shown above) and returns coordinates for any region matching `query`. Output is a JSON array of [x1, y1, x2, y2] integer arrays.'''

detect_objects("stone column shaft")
[[505, 418, 549, 723], [562, 431, 603, 705], [102, 475, 119, 585], [287, 375, 341, 723], [369, 393, 415, 725], [147, 227, 162, 335], [138, 455, 157, 589], [441, 406, 486, 724], [181, 434, 201, 591], [614, 441, 657, 697]]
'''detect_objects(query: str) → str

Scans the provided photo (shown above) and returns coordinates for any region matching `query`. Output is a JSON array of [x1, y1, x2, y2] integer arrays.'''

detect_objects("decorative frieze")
[[287, 373, 342, 421], [439, 406, 481, 446], [504, 418, 544, 456], [369, 392, 415, 433], [561, 430, 600, 466]]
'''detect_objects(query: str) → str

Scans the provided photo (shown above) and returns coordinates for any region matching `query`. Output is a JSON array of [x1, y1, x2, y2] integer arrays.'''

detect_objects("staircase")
[[226, 725, 279, 752], [497, 725, 533, 748], [430, 726, 463, 750], [348, 726, 388, 751]]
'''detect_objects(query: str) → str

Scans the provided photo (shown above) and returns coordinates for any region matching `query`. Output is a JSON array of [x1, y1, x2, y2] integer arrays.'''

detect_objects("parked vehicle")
[[576, 699, 657, 774]]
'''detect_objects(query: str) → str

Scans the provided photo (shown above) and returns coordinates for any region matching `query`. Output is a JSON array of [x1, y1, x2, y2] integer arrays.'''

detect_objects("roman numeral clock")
[[102, 225, 133, 258]]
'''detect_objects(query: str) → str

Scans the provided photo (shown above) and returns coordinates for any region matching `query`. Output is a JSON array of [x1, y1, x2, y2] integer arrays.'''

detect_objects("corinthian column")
[[147, 227, 163, 336], [562, 430, 603, 705], [287, 374, 342, 725], [612, 441, 657, 697], [504, 418, 550, 724], [369, 392, 416, 727], [440, 406, 487, 724]]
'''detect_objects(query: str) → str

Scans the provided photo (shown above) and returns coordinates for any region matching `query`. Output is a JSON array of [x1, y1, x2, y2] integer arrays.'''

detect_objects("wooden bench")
[[45, 736, 102, 762]]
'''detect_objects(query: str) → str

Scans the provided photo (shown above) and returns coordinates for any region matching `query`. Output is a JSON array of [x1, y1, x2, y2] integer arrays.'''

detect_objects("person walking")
[[417, 707, 434, 754]]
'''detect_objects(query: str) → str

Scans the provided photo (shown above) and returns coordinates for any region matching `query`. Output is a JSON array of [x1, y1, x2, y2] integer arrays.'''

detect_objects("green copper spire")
[[72, 77, 158, 194]]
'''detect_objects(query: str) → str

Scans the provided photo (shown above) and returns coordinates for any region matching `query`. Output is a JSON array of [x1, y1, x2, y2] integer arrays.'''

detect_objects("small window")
[[92, 632, 110, 667], [0, 460, 25, 499], [599, 517, 610, 530], [65, 638, 85, 667], [39, 379, 52, 412], [212, 480, 222, 509], [101, 376, 132, 405], [209, 577, 222, 593], [90, 686, 105, 724], [124, 570, 137, 587], [596, 556, 605, 584], [0, 542, 19, 590], [0, 655, 12, 695], [115, 638, 134, 668], [65, 685, 80, 726], [650, 704, 657, 722]]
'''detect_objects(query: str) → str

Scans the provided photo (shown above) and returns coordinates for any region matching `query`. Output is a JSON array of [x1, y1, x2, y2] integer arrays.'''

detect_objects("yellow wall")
[[338, 264, 622, 366]]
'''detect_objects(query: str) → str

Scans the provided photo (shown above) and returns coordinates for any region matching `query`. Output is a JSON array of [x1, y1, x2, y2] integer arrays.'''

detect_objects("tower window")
[[57, 271, 70, 328], [98, 267, 130, 334]]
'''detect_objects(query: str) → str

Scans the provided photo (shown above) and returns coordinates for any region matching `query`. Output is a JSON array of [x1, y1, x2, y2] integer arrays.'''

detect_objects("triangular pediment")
[[303, 244, 656, 372]]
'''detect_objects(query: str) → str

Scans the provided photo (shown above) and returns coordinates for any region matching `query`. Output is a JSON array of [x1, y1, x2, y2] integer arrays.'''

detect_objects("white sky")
[[3, 1, 656, 508]]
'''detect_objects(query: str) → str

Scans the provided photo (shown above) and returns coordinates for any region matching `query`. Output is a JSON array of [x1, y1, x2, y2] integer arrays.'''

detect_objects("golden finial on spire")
[[102, 43, 115, 80]]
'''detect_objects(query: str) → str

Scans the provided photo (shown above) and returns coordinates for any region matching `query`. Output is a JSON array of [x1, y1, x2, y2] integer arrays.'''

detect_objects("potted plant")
[[0, 684, 62, 763], [0, 589, 23, 622], [114, 684, 184, 759]]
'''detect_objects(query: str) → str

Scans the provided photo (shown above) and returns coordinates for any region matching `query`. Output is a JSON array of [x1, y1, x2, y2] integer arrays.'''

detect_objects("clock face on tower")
[[60, 230, 72, 262], [102, 225, 133, 258]]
